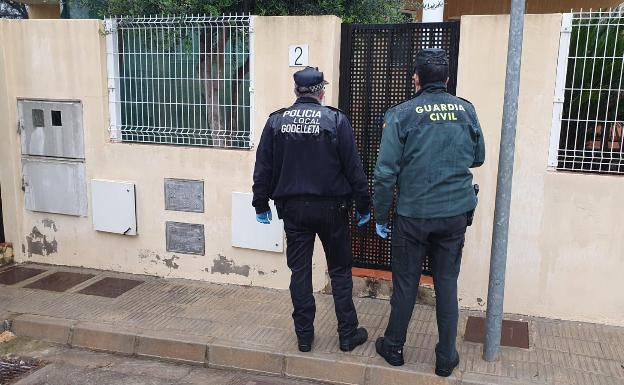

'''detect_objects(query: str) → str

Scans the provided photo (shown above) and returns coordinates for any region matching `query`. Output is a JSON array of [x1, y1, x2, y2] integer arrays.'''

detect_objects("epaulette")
[[269, 107, 288, 117], [326, 105, 354, 124], [326, 105, 345, 114], [386, 94, 419, 111], [457, 96, 474, 106]]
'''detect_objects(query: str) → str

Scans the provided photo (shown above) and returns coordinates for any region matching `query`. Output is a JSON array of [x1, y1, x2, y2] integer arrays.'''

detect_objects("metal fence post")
[[483, 0, 526, 362]]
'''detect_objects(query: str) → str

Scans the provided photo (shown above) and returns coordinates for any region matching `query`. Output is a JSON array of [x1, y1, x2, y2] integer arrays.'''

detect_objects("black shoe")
[[375, 337, 404, 366], [435, 355, 460, 377], [339, 327, 368, 352], [297, 336, 314, 352]]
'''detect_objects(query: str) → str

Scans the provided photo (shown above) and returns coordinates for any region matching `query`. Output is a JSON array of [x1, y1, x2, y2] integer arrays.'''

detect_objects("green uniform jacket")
[[374, 82, 485, 224]]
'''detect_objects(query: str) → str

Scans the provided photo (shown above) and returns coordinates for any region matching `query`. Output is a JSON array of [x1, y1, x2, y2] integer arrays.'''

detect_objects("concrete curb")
[[7, 314, 534, 385]]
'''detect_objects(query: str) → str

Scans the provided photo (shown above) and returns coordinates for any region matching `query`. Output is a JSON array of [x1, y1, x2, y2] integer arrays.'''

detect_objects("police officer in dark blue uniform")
[[373, 49, 485, 377], [252, 66, 370, 353]]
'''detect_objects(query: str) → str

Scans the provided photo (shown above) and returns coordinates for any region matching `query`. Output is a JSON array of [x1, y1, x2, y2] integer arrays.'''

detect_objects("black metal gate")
[[339, 22, 460, 272]]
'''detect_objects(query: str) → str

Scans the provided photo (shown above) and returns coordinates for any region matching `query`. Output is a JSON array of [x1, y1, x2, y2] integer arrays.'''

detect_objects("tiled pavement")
[[1, 263, 623, 385]]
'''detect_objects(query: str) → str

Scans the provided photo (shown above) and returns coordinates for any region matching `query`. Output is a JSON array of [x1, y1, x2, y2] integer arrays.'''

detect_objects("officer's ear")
[[319, 89, 326, 101], [413, 73, 421, 90]]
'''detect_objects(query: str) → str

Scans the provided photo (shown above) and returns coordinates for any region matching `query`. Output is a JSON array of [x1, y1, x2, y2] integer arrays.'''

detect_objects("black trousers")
[[383, 214, 467, 367], [278, 200, 359, 341]]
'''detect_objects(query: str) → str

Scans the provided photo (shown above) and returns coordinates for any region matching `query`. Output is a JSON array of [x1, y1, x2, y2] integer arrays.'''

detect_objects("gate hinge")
[[17, 120, 23, 135], [21, 176, 27, 192], [554, 96, 564, 103]]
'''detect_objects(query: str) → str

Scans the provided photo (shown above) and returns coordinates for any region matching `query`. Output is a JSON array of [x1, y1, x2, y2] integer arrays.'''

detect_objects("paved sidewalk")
[[2, 336, 324, 385], [1, 263, 623, 385]]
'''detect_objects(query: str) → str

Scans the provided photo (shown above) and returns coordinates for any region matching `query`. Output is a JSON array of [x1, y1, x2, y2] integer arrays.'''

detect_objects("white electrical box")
[[231, 192, 284, 253], [91, 179, 137, 235]]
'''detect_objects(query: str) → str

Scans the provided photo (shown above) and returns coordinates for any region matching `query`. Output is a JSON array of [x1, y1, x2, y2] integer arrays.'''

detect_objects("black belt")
[[279, 195, 349, 203]]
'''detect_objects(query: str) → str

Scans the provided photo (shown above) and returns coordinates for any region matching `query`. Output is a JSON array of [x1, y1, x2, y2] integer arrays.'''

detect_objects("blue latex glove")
[[376, 223, 390, 239], [256, 210, 272, 224], [356, 212, 371, 227]]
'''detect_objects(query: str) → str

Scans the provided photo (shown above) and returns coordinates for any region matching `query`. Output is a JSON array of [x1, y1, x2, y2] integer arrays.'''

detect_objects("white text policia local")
[[416, 103, 466, 121], [281, 109, 322, 134]]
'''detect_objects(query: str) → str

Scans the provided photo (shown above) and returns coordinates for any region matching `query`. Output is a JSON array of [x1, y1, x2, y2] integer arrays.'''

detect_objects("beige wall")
[[0, 16, 342, 291], [457, 14, 624, 326], [0, 21, 22, 255]]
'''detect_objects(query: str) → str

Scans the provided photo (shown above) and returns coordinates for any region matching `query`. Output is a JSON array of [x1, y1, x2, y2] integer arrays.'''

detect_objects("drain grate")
[[78, 277, 144, 298], [0, 267, 46, 286], [25, 271, 95, 292], [464, 316, 530, 349], [0, 357, 45, 384]]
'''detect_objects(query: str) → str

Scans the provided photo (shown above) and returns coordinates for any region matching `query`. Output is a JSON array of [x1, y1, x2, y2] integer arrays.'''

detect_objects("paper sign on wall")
[[289, 45, 309, 67]]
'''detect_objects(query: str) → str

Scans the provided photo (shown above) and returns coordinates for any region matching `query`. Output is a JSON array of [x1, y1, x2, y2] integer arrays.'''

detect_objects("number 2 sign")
[[289, 45, 309, 67]]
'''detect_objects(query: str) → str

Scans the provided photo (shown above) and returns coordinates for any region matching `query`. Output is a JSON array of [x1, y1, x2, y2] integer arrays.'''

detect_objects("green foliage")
[[0, 0, 28, 19], [74, 0, 408, 23], [565, 10, 624, 122]]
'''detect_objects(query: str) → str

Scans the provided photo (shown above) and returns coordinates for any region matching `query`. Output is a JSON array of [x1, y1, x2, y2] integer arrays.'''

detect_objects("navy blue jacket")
[[252, 97, 370, 215]]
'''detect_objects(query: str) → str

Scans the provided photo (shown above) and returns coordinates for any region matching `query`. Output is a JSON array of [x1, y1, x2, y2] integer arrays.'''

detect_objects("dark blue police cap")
[[414, 48, 449, 73], [294, 66, 329, 92]]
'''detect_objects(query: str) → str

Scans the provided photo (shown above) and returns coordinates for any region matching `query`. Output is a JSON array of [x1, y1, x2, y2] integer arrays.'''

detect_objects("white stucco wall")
[[457, 14, 624, 326]]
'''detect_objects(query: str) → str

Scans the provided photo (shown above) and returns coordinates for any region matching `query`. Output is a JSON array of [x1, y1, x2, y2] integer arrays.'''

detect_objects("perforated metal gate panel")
[[339, 22, 460, 273]]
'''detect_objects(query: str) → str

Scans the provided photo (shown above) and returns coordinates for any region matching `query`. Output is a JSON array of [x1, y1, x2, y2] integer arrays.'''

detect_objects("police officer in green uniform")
[[373, 49, 485, 377]]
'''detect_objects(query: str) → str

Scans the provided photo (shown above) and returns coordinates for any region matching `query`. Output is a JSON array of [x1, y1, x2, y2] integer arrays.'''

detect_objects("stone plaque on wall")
[[166, 222, 205, 255], [164, 179, 204, 212]]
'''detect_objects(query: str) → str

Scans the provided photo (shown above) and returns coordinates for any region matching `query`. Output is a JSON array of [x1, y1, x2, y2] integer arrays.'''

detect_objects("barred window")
[[105, 15, 252, 149], [550, 10, 624, 174]]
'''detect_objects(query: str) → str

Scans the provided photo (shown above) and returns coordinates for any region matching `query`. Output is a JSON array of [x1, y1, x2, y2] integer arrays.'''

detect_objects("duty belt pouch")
[[467, 184, 480, 227]]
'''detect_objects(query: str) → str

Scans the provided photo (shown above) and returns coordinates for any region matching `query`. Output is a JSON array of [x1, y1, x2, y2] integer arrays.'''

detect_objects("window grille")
[[104, 15, 253, 149], [550, 10, 624, 174]]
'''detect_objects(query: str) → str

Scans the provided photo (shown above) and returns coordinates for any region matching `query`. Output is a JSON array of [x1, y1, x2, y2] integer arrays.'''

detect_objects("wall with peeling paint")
[[0, 16, 339, 292]]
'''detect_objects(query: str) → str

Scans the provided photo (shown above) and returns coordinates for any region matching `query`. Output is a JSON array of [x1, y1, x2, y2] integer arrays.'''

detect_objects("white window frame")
[[548, 13, 573, 169]]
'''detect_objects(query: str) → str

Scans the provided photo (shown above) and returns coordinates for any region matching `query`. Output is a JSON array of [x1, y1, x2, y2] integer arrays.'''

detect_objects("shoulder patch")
[[269, 107, 288, 117]]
